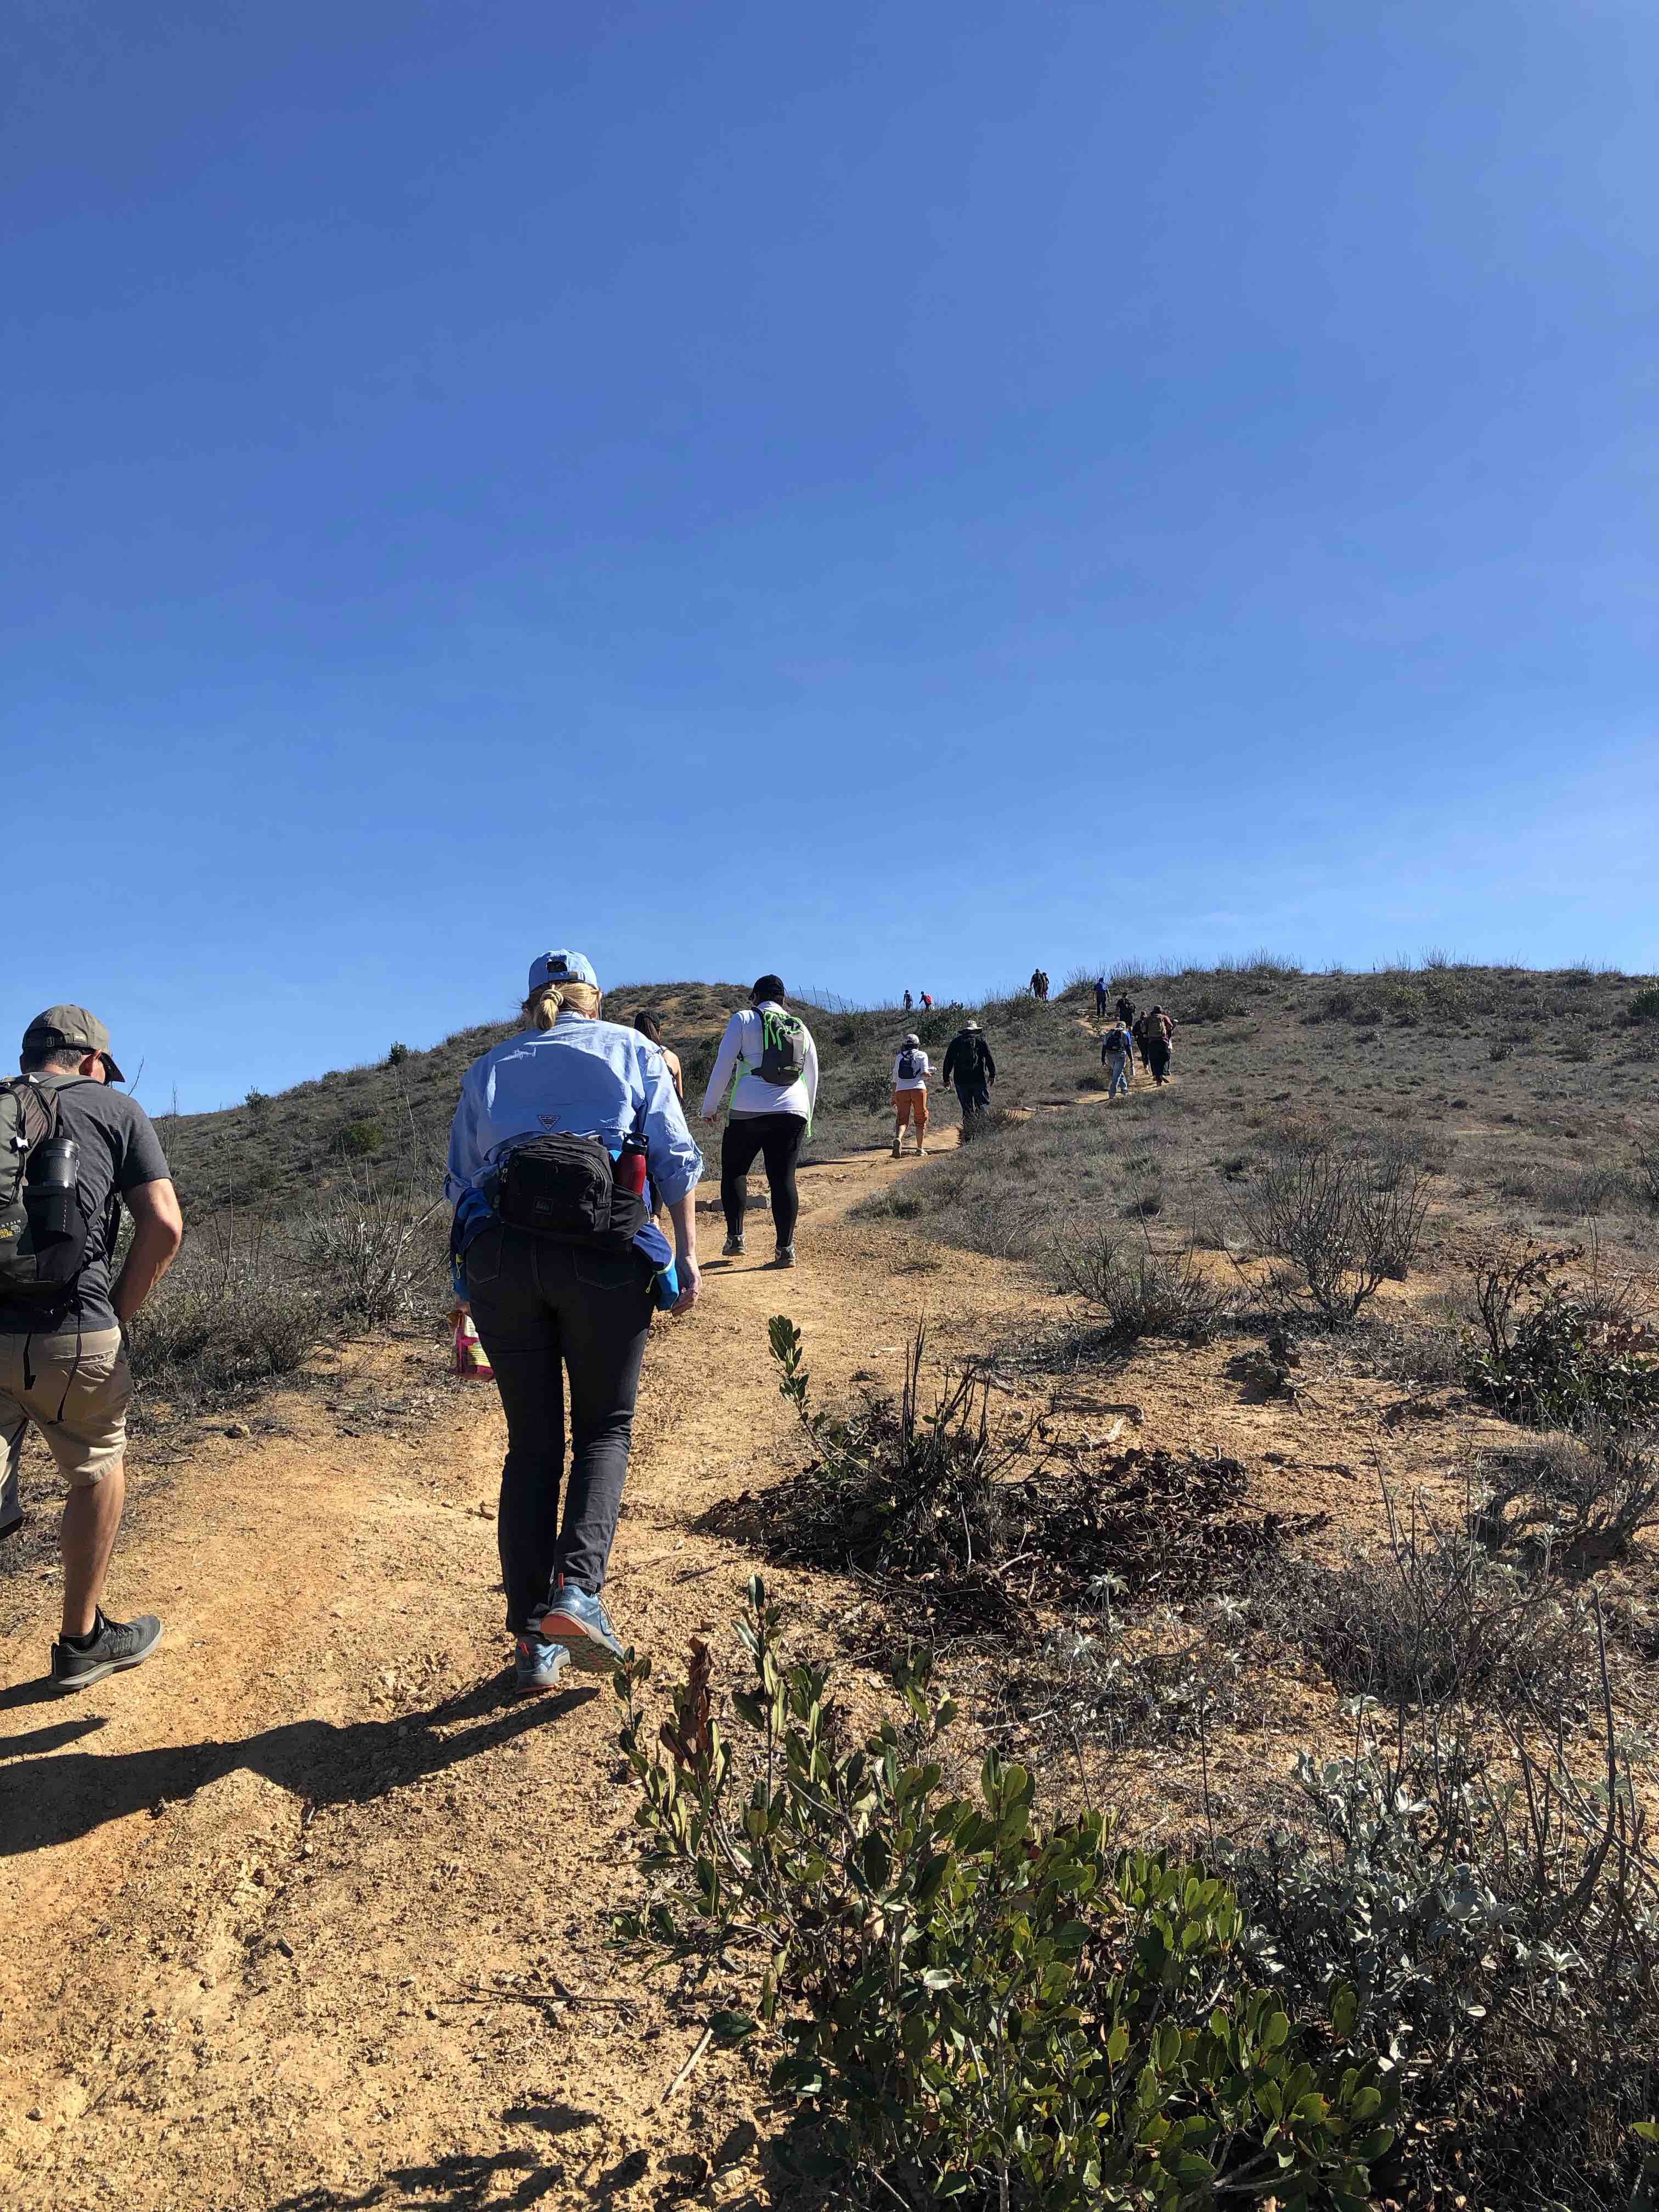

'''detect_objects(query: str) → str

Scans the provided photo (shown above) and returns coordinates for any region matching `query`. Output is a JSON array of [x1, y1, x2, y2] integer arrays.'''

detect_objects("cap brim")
[[100, 1052, 126, 1084]]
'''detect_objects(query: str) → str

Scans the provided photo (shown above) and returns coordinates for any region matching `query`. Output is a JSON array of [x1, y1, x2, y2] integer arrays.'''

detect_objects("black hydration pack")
[[495, 1133, 647, 1252], [897, 1048, 924, 1083], [0, 1077, 91, 1313], [755, 1008, 806, 1086]]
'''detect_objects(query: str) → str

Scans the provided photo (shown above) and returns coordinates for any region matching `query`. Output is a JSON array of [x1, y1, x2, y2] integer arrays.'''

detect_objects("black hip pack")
[[496, 1134, 646, 1252]]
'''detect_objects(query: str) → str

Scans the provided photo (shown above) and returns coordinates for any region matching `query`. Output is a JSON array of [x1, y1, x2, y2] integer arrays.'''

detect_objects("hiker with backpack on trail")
[[942, 1019, 996, 1139], [1142, 1005, 1177, 1086], [1115, 990, 1136, 1032], [701, 975, 819, 1270], [2, 1007, 183, 1691], [1093, 977, 1109, 1022], [1101, 1021, 1135, 1099], [447, 951, 703, 1694], [890, 1032, 932, 1157]]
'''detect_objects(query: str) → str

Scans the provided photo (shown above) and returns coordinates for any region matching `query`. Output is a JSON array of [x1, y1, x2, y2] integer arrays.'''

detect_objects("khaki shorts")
[[893, 1087, 929, 1128], [0, 1328, 131, 1489]]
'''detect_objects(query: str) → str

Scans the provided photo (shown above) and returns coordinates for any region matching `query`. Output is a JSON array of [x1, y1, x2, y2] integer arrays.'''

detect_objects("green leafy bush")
[[339, 1117, 384, 1157], [1465, 1242, 1659, 1433], [1627, 986, 1659, 1024], [1226, 1678, 1659, 2212], [617, 1579, 1397, 2210]]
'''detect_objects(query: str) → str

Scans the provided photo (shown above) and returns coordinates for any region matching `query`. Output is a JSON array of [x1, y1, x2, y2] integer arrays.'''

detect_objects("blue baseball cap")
[[527, 949, 599, 994]]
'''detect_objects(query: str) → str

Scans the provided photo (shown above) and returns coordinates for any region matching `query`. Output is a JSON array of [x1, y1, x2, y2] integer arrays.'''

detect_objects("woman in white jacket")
[[890, 1032, 931, 1157]]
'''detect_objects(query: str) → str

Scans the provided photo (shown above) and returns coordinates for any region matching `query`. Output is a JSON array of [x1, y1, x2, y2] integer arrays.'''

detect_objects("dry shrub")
[[1052, 1226, 1235, 1342], [128, 1220, 319, 1405], [302, 1156, 447, 1328], [1238, 1126, 1437, 1325]]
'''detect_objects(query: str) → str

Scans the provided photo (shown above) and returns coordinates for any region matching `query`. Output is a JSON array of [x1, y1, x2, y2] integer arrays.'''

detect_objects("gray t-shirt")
[[0, 1076, 172, 1334]]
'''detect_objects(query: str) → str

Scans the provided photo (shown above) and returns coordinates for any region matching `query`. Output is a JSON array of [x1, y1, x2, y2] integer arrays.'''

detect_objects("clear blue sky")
[[5, 1, 1655, 1110]]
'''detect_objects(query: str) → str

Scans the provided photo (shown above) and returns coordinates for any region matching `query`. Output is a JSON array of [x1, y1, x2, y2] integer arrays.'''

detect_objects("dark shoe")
[[772, 1244, 796, 1269], [539, 1583, 626, 1674], [721, 1234, 745, 1257], [52, 1610, 163, 1693], [512, 1630, 572, 1697]]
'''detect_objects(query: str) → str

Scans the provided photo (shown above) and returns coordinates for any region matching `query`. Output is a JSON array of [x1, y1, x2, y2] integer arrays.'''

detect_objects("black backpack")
[[495, 1133, 647, 1252], [897, 1048, 924, 1083], [0, 1077, 92, 1313], [755, 1008, 806, 1086]]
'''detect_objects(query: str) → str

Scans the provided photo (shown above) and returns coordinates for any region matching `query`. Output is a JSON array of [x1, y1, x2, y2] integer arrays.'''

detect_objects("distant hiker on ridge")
[[702, 975, 819, 1270], [1094, 976, 1109, 1022], [1115, 989, 1136, 1033], [902, 989, 913, 1013], [447, 950, 703, 1694], [890, 1031, 932, 1157], [2, 1006, 183, 1692], [942, 1018, 996, 1140]]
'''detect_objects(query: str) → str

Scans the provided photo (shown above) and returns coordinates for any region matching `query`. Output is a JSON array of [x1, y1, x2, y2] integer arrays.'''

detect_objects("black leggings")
[[464, 1226, 652, 1624], [721, 1112, 807, 1245]]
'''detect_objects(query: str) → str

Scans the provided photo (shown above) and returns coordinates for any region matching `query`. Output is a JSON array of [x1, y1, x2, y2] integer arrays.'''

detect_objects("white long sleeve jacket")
[[701, 1002, 820, 1124]]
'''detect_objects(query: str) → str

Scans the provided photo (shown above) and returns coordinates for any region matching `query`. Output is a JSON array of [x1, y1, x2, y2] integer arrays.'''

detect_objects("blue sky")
[[5, 0, 1655, 1110]]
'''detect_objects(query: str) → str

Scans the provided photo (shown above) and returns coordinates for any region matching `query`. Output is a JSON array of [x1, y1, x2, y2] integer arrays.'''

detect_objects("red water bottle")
[[615, 1135, 648, 1198]]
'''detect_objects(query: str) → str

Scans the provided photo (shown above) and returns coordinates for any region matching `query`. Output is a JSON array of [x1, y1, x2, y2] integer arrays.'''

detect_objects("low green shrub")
[[1464, 1242, 1659, 1433], [617, 1579, 1397, 2211]]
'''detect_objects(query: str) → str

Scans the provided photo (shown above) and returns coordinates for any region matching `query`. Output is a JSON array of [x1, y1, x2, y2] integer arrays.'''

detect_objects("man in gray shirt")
[[1, 1006, 183, 1690]]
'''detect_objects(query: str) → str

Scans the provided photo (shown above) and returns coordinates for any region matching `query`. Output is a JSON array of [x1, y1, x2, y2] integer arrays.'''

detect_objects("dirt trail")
[[0, 1124, 1028, 2212], [0, 1096, 1469, 2211]]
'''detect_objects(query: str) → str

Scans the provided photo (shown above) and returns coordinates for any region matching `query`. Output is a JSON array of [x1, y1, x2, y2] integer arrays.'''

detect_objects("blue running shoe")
[[538, 1582, 626, 1674], [512, 1630, 571, 1697]]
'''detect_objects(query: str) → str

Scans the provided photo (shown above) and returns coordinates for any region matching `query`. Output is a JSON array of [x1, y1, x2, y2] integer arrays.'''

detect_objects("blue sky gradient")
[[5, 1, 1656, 1108]]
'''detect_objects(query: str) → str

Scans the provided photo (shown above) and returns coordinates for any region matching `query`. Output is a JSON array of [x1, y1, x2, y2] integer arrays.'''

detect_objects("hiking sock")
[[62, 1610, 105, 1651]]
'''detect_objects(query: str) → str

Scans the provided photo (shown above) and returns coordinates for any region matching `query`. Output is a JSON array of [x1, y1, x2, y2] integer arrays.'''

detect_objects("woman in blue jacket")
[[448, 951, 703, 1693]]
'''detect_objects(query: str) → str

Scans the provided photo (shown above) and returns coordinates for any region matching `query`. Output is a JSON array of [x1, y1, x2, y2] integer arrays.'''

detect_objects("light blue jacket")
[[446, 1016, 704, 1209]]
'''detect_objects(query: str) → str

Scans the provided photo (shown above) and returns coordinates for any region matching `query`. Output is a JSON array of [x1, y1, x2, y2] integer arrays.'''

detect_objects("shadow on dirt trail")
[[0, 1673, 597, 1854], [269, 2127, 760, 2211]]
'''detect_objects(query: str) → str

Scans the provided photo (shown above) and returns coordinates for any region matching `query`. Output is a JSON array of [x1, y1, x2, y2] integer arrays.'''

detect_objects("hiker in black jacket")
[[941, 1021, 996, 1139]]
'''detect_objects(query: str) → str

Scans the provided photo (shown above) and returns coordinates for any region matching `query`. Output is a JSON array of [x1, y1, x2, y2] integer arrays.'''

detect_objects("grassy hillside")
[[155, 956, 1658, 1252], [857, 957, 1659, 1276]]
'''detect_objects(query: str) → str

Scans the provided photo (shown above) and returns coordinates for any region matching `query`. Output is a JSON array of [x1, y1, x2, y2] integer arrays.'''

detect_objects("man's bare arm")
[[112, 1178, 184, 1327]]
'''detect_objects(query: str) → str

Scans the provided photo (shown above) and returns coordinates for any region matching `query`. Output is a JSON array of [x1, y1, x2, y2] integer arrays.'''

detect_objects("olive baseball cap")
[[22, 1005, 125, 1083]]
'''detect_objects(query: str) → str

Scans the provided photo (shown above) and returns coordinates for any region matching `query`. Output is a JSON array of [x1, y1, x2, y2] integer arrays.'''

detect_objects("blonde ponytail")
[[521, 980, 602, 1030]]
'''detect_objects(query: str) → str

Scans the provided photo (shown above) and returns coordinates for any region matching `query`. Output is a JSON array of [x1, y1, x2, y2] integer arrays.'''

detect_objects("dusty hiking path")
[[1, 1085, 1492, 2212], [0, 1119, 1001, 2212]]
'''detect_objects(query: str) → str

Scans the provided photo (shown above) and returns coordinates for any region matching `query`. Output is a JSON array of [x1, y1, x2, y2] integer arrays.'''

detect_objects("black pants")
[[1147, 1039, 1171, 1083], [720, 1111, 806, 1245], [464, 1226, 652, 1627]]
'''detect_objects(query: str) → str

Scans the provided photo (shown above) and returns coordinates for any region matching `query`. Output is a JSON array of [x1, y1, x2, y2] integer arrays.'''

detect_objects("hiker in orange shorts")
[[890, 1032, 932, 1156]]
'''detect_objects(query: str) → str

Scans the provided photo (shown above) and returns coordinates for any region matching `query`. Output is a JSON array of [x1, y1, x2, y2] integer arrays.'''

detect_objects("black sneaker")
[[721, 1234, 745, 1257], [772, 1244, 796, 1269], [51, 1610, 163, 1693]]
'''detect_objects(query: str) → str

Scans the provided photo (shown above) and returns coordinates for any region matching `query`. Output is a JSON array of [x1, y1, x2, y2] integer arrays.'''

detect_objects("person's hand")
[[672, 1256, 702, 1314]]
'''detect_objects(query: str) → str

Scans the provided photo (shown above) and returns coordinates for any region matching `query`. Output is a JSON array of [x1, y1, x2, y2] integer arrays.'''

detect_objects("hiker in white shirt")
[[701, 975, 820, 1269], [890, 1032, 932, 1158]]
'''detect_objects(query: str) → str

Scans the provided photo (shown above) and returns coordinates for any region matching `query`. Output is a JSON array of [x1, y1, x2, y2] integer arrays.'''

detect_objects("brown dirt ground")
[[0, 1102, 1573, 2211]]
